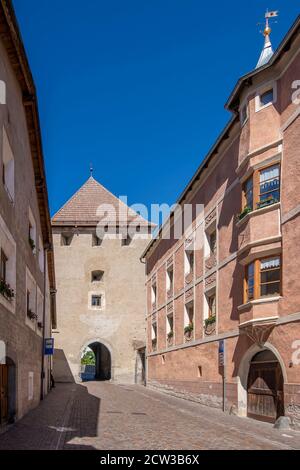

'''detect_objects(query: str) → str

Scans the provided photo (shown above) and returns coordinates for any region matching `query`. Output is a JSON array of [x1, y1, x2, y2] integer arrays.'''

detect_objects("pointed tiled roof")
[[52, 177, 153, 226]]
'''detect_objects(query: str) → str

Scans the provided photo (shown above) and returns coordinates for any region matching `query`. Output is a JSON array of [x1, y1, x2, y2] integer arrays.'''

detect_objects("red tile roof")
[[52, 177, 153, 227]]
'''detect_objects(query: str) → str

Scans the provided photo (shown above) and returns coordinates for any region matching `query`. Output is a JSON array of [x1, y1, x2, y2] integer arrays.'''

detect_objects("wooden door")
[[0, 364, 8, 424], [247, 357, 284, 423]]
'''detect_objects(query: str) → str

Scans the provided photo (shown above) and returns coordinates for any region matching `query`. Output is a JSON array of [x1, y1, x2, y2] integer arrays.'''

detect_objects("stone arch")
[[78, 337, 114, 381], [237, 342, 287, 417]]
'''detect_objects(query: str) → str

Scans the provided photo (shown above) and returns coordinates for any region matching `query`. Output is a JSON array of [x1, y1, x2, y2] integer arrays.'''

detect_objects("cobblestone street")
[[0, 382, 300, 450]]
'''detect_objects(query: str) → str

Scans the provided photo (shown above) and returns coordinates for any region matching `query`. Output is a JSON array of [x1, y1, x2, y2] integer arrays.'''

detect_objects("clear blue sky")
[[13, 1, 299, 221]]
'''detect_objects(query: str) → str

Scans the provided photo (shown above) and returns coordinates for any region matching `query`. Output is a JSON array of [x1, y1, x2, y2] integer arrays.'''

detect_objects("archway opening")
[[247, 349, 284, 423], [80, 342, 111, 382], [0, 357, 17, 425]]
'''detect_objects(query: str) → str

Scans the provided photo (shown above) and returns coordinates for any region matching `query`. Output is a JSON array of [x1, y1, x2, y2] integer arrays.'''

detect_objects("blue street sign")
[[219, 340, 225, 366], [44, 338, 54, 356]]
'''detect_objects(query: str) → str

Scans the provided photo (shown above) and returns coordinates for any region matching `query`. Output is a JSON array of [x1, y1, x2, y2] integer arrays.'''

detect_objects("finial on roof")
[[90, 163, 93, 177], [256, 9, 279, 69]]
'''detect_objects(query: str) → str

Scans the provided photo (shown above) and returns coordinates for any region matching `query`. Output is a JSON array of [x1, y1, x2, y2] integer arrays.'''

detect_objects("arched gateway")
[[238, 344, 286, 423], [247, 350, 284, 423], [81, 342, 111, 382]]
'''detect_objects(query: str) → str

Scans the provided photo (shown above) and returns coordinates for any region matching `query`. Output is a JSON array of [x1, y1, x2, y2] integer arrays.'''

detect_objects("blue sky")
[[13, 1, 299, 222]]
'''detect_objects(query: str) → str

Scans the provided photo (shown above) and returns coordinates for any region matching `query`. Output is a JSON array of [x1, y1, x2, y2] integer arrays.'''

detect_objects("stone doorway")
[[247, 350, 284, 423], [81, 342, 111, 382], [0, 358, 16, 425]]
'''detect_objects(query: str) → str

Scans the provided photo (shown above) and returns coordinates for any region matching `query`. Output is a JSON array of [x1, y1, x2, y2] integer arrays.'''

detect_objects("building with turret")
[[142, 14, 300, 425]]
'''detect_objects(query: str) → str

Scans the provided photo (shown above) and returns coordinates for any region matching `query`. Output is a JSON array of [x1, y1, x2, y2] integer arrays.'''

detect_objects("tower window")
[[61, 234, 73, 246], [122, 237, 132, 246], [91, 270, 104, 282], [260, 89, 273, 107], [91, 295, 102, 308]]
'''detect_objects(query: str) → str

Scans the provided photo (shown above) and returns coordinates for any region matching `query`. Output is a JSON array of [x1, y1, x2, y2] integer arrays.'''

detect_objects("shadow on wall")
[[53, 349, 75, 383]]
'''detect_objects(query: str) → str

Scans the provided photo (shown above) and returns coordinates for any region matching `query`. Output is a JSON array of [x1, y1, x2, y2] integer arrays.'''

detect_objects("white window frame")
[[166, 313, 174, 335], [166, 265, 174, 293], [151, 282, 157, 306], [88, 290, 105, 311], [184, 300, 194, 328], [151, 322, 157, 340], [25, 267, 37, 329], [240, 101, 249, 127], [184, 248, 194, 276], [0, 214, 16, 314], [255, 81, 277, 112], [203, 286, 217, 322], [38, 236, 44, 272], [2, 127, 15, 203], [28, 208, 37, 254]]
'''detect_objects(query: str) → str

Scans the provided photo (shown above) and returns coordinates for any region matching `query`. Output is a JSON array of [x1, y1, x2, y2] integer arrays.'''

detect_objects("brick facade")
[[144, 18, 300, 426]]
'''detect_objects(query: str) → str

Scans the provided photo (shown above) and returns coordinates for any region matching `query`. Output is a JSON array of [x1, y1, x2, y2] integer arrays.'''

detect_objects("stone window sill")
[[238, 296, 282, 311], [236, 202, 280, 228]]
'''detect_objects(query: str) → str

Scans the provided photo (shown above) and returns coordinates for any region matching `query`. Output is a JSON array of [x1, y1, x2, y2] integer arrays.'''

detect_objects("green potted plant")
[[184, 322, 193, 340], [237, 206, 252, 221], [167, 330, 174, 346], [204, 315, 216, 335], [0, 279, 14, 301], [29, 237, 35, 251], [27, 309, 37, 321]]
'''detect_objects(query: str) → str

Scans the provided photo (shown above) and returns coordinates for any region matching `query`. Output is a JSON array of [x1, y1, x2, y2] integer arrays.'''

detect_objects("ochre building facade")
[[52, 177, 153, 384]]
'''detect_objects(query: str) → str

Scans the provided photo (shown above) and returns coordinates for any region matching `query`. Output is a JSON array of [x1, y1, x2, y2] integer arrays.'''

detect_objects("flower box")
[[204, 315, 216, 336], [184, 323, 193, 341], [167, 331, 174, 346], [237, 206, 252, 221], [29, 237, 36, 251], [256, 197, 278, 210], [0, 279, 14, 301], [27, 309, 37, 321]]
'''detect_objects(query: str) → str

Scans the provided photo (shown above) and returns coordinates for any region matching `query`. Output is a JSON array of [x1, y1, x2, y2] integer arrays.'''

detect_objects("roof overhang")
[[0, 1, 56, 315]]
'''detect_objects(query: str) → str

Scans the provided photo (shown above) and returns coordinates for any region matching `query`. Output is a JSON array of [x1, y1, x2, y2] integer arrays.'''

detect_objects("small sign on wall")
[[219, 340, 225, 367], [44, 338, 54, 356]]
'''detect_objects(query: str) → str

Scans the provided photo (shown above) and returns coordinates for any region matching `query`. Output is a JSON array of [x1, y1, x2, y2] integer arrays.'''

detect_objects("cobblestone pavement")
[[0, 382, 300, 450]]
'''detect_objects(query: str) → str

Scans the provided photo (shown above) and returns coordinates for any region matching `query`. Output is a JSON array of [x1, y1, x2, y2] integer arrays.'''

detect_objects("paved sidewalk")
[[0, 382, 300, 450]]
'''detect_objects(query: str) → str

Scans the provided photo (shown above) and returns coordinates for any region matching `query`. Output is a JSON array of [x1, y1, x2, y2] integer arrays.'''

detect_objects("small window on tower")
[[91, 270, 104, 283], [91, 295, 102, 308], [61, 234, 73, 246], [260, 89, 274, 107], [122, 237, 132, 246], [92, 233, 102, 246], [240, 104, 248, 126]]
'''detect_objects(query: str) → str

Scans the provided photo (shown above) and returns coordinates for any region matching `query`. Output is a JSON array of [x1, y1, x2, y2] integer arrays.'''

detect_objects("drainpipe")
[[139, 257, 148, 386], [40, 244, 50, 401]]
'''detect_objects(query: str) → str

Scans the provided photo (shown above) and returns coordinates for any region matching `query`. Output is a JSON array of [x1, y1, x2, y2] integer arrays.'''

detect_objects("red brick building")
[[142, 16, 300, 425]]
